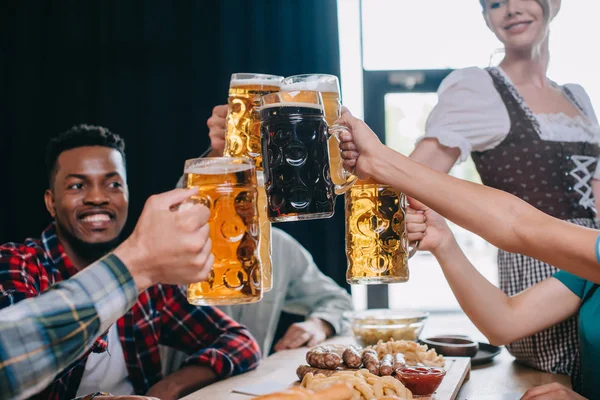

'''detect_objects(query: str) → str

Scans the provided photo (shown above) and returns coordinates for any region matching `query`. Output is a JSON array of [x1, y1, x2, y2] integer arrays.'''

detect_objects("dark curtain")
[[0, 0, 349, 290]]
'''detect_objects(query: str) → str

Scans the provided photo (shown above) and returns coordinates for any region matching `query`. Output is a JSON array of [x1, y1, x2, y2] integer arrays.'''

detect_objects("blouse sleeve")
[[565, 84, 600, 179], [564, 83, 600, 125], [419, 67, 510, 163]]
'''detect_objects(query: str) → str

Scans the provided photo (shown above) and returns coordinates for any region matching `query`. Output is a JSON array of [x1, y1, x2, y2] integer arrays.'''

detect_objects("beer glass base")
[[347, 277, 409, 285], [187, 296, 262, 306], [269, 212, 334, 222]]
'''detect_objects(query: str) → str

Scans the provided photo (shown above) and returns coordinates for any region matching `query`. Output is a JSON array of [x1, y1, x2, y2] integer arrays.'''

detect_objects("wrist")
[[113, 236, 154, 292], [309, 317, 334, 337], [362, 143, 390, 180], [432, 235, 460, 259]]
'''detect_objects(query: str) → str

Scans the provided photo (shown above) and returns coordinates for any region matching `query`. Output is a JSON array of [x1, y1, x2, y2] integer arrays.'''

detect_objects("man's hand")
[[521, 383, 587, 399], [93, 396, 159, 400], [113, 188, 214, 292], [145, 365, 218, 400], [273, 318, 334, 352], [207, 105, 227, 156]]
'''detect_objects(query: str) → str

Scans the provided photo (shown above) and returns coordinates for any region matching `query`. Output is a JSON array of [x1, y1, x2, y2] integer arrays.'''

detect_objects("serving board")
[[423, 357, 471, 399]]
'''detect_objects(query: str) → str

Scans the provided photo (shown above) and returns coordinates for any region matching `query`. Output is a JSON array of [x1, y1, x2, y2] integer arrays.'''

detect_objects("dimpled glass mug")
[[345, 178, 418, 284], [259, 90, 353, 222], [183, 157, 263, 305]]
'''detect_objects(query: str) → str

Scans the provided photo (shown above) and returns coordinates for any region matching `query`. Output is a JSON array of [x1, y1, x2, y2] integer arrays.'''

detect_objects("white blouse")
[[419, 66, 600, 178]]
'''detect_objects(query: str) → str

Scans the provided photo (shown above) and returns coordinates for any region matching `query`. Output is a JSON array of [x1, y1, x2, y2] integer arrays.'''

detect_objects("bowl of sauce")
[[395, 366, 446, 396]]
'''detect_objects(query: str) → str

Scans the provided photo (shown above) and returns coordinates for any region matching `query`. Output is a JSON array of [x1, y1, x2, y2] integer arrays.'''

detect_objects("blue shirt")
[[554, 270, 600, 398]]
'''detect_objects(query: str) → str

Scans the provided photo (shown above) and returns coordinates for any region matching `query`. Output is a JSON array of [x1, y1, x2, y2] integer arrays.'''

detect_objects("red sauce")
[[395, 366, 446, 396]]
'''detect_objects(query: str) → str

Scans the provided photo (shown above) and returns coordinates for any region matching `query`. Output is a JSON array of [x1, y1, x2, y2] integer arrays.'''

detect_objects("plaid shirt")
[[0, 224, 261, 400]]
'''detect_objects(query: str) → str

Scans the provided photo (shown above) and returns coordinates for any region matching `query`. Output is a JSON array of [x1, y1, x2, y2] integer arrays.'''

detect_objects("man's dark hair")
[[45, 124, 126, 188]]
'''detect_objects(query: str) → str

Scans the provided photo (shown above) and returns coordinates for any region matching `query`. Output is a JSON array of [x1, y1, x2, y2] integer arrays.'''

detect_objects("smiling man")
[[0, 125, 260, 400]]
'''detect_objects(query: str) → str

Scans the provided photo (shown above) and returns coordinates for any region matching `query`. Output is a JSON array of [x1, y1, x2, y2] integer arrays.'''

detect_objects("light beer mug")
[[184, 157, 263, 305], [280, 74, 356, 194], [345, 178, 418, 284], [260, 90, 353, 222], [224, 73, 282, 292], [224, 73, 284, 168]]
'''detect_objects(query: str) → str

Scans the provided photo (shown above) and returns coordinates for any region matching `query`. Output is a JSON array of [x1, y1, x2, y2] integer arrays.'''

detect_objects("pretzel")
[[368, 339, 444, 367], [251, 382, 353, 400], [301, 369, 413, 400]]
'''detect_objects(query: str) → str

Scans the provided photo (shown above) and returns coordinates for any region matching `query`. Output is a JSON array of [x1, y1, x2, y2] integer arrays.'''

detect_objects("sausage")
[[393, 353, 406, 372], [361, 348, 380, 375], [342, 345, 362, 368], [306, 345, 342, 369], [379, 354, 394, 376], [296, 365, 340, 380]]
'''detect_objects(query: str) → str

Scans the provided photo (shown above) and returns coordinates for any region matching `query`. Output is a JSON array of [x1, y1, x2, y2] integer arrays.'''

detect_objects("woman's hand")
[[521, 383, 587, 399], [406, 197, 455, 254], [336, 107, 385, 180]]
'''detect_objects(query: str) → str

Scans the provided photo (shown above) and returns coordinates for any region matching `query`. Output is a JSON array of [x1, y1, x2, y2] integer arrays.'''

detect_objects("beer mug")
[[224, 73, 284, 169], [184, 157, 263, 305], [223, 73, 281, 292], [345, 178, 418, 284], [260, 90, 353, 222], [256, 170, 273, 291], [280, 74, 356, 194]]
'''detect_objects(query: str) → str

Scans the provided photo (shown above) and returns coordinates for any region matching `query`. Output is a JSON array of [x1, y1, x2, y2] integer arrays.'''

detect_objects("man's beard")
[[60, 226, 123, 264]]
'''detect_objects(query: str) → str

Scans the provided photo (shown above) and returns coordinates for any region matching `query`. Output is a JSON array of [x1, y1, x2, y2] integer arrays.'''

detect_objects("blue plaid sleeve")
[[0, 254, 138, 400]]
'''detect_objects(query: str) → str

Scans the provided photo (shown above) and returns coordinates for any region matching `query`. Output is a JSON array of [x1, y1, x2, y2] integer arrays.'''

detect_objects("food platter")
[[249, 339, 470, 400]]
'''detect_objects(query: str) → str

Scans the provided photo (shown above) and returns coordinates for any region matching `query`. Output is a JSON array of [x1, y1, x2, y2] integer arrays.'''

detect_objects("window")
[[340, 0, 600, 312]]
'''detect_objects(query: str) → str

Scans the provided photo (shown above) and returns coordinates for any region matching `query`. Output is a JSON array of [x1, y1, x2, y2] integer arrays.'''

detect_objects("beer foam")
[[230, 79, 282, 88], [261, 102, 324, 111], [281, 80, 339, 93], [185, 162, 253, 175]]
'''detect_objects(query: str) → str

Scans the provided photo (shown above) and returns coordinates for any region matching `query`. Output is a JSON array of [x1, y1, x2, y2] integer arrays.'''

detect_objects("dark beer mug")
[[260, 90, 352, 222]]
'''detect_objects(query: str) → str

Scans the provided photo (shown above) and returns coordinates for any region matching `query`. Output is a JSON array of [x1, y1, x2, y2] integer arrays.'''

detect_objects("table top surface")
[[183, 313, 570, 400]]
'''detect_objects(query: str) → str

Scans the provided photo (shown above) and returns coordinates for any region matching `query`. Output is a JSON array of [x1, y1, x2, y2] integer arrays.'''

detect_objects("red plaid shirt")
[[0, 224, 261, 399]]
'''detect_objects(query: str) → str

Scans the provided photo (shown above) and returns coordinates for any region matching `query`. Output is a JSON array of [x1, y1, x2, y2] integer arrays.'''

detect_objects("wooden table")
[[183, 313, 570, 400]]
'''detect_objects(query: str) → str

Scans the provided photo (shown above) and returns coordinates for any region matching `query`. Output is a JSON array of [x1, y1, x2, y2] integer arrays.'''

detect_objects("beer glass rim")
[[230, 72, 284, 82], [282, 73, 339, 82], [260, 90, 324, 108], [184, 156, 254, 172]]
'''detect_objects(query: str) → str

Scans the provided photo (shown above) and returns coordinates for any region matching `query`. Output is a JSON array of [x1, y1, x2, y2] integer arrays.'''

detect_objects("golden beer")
[[345, 178, 410, 284], [281, 74, 355, 193], [256, 171, 273, 292], [224, 73, 283, 170], [223, 73, 279, 293], [184, 157, 263, 305]]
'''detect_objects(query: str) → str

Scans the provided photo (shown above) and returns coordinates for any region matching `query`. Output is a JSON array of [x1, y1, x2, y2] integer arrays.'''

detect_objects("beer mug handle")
[[329, 124, 358, 194], [408, 240, 419, 258]]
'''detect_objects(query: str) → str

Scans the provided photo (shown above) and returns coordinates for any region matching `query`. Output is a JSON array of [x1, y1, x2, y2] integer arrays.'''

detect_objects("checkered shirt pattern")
[[0, 252, 137, 400], [0, 224, 260, 400], [498, 217, 598, 381]]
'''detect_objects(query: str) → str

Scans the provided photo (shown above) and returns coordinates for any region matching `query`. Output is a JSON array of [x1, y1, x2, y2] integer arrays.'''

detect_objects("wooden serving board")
[[423, 357, 471, 400]]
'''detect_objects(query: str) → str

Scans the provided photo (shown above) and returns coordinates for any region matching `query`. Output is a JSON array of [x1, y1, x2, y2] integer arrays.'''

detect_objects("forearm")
[[366, 146, 600, 283], [147, 365, 217, 398], [0, 255, 138, 400], [433, 238, 516, 345], [307, 296, 353, 335]]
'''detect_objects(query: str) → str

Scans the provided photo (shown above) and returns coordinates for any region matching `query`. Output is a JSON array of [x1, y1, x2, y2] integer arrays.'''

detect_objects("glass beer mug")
[[224, 73, 284, 168], [224, 72, 282, 292], [280, 74, 356, 194], [345, 178, 418, 284], [260, 90, 353, 222], [183, 157, 263, 305]]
